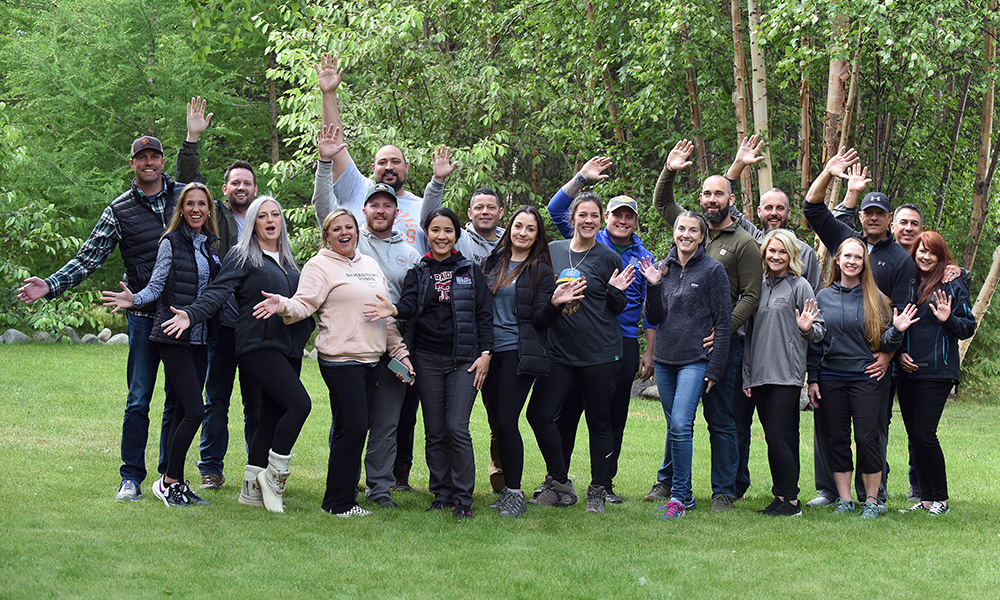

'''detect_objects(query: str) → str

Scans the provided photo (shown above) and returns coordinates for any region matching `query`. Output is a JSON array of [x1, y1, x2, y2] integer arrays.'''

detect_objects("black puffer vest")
[[413, 257, 481, 361], [150, 228, 220, 346], [110, 176, 177, 312]]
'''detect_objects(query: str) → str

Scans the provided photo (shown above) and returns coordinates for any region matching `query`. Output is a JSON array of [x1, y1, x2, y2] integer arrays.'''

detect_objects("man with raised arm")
[[315, 54, 452, 253], [720, 136, 822, 502], [804, 147, 916, 511], [311, 126, 422, 504], [650, 140, 762, 512], [546, 156, 656, 503], [174, 97, 263, 491], [18, 124, 197, 502]]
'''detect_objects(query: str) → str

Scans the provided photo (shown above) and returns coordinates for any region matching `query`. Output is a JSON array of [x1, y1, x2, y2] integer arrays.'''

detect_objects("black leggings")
[[754, 384, 801, 500], [319, 362, 379, 513], [897, 378, 953, 502], [239, 350, 311, 467], [481, 350, 536, 490], [528, 361, 620, 486], [157, 343, 208, 481]]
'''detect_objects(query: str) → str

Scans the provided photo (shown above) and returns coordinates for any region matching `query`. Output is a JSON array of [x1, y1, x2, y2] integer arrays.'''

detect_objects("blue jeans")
[[701, 333, 742, 498], [197, 326, 261, 475], [120, 313, 175, 483], [655, 361, 708, 502]]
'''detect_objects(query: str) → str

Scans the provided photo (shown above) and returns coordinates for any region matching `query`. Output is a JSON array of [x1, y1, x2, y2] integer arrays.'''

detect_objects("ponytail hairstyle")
[[829, 237, 890, 351], [911, 231, 953, 306], [484, 205, 552, 295], [673, 210, 709, 247]]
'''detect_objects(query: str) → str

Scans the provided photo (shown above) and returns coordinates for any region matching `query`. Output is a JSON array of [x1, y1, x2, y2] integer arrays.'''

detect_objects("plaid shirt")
[[44, 176, 175, 299]]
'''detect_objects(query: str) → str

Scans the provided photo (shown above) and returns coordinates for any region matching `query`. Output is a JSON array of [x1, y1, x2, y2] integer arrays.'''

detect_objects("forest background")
[[2, 0, 999, 388]]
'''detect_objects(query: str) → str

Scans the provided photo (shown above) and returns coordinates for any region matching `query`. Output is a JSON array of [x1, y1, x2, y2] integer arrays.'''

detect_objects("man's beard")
[[378, 169, 405, 193], [703, 207, 727, 225]]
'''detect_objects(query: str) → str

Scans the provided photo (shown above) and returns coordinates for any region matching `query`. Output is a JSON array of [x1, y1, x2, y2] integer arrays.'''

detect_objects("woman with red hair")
[[896, 232, 976, 516]]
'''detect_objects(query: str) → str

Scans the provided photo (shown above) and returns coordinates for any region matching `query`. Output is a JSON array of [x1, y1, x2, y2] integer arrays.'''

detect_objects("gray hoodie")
[[742, 273, 826, 389], [455, 223, 505, 267], [356, 226, 421, 303]]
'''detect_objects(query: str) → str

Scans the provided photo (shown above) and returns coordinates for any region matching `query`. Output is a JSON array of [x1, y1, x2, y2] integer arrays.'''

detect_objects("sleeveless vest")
[[110, 177, 177, 312]]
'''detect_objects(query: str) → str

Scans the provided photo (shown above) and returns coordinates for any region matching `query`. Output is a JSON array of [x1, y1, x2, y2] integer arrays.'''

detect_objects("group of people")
[[17, 54, 976, 521]]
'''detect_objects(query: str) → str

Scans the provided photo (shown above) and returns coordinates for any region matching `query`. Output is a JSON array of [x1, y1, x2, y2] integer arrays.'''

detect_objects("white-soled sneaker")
[[327, 504, 372, 518], [115, 479, 142, 502], [928, 501, 950, 516]]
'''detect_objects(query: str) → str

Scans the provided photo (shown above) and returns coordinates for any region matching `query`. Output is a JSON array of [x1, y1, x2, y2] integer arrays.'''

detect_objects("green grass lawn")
[[2, 344, 999, 599]]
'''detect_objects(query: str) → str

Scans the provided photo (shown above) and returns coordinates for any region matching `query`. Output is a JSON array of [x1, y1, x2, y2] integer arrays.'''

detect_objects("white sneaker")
[[327, 504, 372, 518], [115, 479, 142, 501], [928, 501, 950, 515], [805, 495, 835, 507], [152, 477, 188, 507]]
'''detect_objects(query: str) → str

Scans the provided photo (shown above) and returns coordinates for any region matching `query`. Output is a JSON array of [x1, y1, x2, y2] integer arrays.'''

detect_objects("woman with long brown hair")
[[807, 237, 918, 519], [896, 232, 976, 516]]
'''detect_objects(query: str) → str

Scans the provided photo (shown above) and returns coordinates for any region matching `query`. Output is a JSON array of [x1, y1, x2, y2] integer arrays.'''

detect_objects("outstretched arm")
[[176, 96, 211, 184], [803, 147, 861, 252], [548, 156, 612, 238], [653, 139, 693, 227], [317, 53, 352, 183], [724, 134, 765, 181], [311, 124, 348, 226], [420, 146, 455, 226]]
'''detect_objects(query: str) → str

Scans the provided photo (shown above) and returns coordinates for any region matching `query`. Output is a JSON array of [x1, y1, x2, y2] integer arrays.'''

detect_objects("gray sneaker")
[[711, 494, 735, 513], [585, 484, 607, 514], [531, 475, 553, 500], [115, 479, 142, 501], [860, 500, 881, 519], [806, 495, 835, 507], [498, 490, 526, 517], [643, 482, 670, 502], [489, 487, 511, 510]]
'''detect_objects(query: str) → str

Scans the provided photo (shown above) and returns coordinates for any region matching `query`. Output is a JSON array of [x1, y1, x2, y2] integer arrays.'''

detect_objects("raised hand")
[[551, 277, 587, 306], [846, 163, 870, 195], [733, 134, 765, 168], [161, 307, 191, 339], [609, 264, 636, 291], [432, 145, 458, 182], [186, 96, 214, 142], [17, 276, 51, 303], [252, 290, 283, 320], [637, 256, 667, 285], [795, 298, 820, 333], [579, 156, 613, 183], [318, 124, 347, 161], [666, 139, 694, 172], [825, 146, 860, 179], [363, 293, 396, 321], [930, 289, 953, 322], [315, 53, 344, 94], [100, 282, 135, 314], [893, 303, 921, 332]]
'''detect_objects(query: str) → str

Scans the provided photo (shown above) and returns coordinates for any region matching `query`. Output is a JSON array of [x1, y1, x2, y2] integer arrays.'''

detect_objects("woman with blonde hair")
[[101, 182, 221, 507], [254, 207, 413, 517], [807, 237, 918, 519], [742, 228, 825, 517]]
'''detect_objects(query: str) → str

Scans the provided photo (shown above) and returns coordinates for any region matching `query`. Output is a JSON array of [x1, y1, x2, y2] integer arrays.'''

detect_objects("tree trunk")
[[964, 3, 997, 270], [267, 52, 279, 163], [959, 242, 1000, 362], [584, 0, 625, 145], [746, 0, 773, 192], [730, 0, 753, 215], [681, 21, 708, 176], [798, 41, 811, 196], [934, 71, 973, 228]]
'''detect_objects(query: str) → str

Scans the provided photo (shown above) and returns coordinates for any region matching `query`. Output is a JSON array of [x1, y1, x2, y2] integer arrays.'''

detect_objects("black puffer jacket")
[[150, 228, 220, 346]]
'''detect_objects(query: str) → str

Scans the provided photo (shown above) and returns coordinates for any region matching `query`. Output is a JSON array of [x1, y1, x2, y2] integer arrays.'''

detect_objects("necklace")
[[568, 243, 593, 271]]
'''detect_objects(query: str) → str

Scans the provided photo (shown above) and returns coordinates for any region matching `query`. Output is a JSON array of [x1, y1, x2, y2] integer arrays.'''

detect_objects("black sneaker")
[[770, 499, 803, 517], [373, 496, 399, 508], [426, 500, 451, 512], [757, 497, 783, 515], [453, 505, 473, 519], [606, 489, 623, 504], [181, 482, 212, 505], [152, 478, 189, 508], [489, 487, 511, 510]]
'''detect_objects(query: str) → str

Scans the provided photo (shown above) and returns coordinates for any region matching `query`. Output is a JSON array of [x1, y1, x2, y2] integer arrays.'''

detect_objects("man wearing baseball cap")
[[18, 128, 196, 502], [804, 147, 915, 512], [547, 158, 657, 504]]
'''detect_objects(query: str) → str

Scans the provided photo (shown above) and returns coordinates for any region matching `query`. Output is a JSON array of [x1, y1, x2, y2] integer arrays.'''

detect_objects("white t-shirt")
[[333, 159, 430, 253]]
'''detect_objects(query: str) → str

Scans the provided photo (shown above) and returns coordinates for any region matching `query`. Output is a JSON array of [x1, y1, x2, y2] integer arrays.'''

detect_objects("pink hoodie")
[[277, 249, 407, 364]]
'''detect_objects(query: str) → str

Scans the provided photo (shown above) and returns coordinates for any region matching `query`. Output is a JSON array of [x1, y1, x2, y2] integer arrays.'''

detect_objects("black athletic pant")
[[157, 343, 208, 482], [319, 362, 379, 513], [239, 350, 311, 468], [897, 378, 953, 502], [481, 350, 536, 491], [529, 360, 620, 487], [754, 385, 801, 500], [819, 378, 882, 475]]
